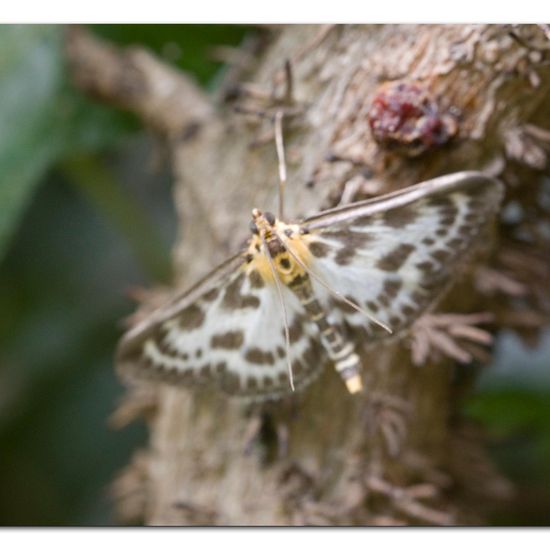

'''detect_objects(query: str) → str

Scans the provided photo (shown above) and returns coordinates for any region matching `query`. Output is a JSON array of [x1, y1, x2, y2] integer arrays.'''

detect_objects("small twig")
[[65, 26, 212, 140]]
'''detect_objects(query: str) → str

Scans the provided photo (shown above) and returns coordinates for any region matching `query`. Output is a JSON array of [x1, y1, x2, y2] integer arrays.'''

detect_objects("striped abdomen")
[[289, 275, 363, 393]]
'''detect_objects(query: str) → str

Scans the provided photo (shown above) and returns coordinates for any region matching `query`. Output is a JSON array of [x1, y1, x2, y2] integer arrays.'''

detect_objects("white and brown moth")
[[116, 169, 503, 402]]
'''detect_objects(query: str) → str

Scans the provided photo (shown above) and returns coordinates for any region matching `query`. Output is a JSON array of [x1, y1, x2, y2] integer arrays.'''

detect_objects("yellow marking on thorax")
[[242, 220, 314, 287]]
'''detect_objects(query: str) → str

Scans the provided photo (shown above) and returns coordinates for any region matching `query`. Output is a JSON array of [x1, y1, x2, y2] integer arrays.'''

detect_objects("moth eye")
[[284, 229, 293, 237], [245, 253, 253, 263], [264, 211, 276, 226], [300, 227, 310, 235], [249, 221, 259, 235]]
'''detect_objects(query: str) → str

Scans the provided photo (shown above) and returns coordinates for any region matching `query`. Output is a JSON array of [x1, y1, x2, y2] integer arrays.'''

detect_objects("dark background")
[[0, 25, 548, 525]]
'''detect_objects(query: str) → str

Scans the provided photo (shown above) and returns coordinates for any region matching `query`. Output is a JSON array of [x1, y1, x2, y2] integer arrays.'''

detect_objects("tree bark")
[[67, 24, 550, 525]]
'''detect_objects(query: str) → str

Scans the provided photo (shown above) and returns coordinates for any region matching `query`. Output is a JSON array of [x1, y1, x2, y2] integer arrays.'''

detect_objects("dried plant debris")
[[109, 384, 159, 429], [504, 124, 550, 170], [411, 313, 494, 366], [365, 475, 455, 525], [475, 265, 528, 298], [111, 450, 151, 525]]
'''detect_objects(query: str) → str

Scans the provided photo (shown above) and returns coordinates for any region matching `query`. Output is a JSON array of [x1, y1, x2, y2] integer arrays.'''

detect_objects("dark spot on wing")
[[448, 238, 463, 248], [245, 347, 275, 365], [427, 195, 454, 209], [401, 304, 416, 317], [325, 229, 375, 248], [377, 243, 415, 271], [332, 296, 358, 313], [431, 249, 451, 263], [222, 273, 260, 310], [215, 362, 227, 374], [203, 287, 219, 302], [154, 333, 181, 357], [309, 241, 330, 258], [377, 292, 391, 307], [292, 360, 305, 375], [335, 246, 356, 266], [197, 364, 213, 382], [381, 206, 418, 228], [383, 277, 402, 298], [389, 315, 402, 327], [178, 304, 205, 330], [211, 331, 244, 349], [366, 300, 380, 313], [248, 269, 264, 289], [287, 316, 304, 343], [416, 260, 436, 273]]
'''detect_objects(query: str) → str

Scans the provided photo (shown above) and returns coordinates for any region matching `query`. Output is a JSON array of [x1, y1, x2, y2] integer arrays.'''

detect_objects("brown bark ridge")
[[67, 24, 550, 525]]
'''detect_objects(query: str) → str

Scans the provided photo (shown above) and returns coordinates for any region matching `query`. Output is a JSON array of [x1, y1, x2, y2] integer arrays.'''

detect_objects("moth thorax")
[[273, 249, 305, 285], [266, 234, 285, 257]]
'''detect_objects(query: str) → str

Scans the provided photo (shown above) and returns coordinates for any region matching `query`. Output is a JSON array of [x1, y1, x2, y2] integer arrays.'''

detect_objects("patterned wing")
[[298, 172, 504, 340], [116, 253, 326, 401]]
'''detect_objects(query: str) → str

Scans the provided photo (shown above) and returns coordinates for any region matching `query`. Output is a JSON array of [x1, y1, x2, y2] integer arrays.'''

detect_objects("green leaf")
[[0, 25, 136, 262]]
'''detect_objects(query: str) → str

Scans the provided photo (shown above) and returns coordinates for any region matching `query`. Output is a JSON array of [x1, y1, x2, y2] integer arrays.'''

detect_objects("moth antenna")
[[260, 234, 295, 391], [274, 109, 287, 220], [283, 240, 393, 335]]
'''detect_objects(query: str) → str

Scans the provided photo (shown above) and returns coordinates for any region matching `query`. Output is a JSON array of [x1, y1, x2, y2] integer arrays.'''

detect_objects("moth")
[[116, 171, 503, 402]]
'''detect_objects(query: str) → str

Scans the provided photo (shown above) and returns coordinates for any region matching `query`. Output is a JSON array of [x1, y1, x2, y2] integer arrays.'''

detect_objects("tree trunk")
[[67, 24, 550, 525]]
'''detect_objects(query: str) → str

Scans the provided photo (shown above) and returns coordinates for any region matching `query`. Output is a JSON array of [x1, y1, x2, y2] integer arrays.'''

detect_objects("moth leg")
[[242, 405, 295, 461], [242, 411, 284, 462], [242, 413, 263, 456]]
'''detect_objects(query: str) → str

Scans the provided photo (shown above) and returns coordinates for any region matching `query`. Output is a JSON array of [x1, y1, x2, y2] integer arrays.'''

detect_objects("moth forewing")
[[115, 170, 504, 401], [301, 171, 502, 230], [118, 253, 243, 349], [116, 241, 328, 400], [298, 171, 504, 345]]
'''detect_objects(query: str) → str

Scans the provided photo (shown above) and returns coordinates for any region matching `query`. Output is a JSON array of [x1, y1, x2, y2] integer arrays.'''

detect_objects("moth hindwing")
[[116, 171, 503, 401]]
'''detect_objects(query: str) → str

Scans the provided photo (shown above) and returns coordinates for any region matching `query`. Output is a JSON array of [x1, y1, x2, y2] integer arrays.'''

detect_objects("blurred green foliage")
[[0, 24, 548, 526], [0, 23, 248, 525], [0, 25, 135, 263], [466, 331, 550, 525]]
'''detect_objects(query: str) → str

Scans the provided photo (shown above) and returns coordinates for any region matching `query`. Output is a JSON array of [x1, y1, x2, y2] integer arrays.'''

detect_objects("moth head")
[[250, 209, 277, 236]]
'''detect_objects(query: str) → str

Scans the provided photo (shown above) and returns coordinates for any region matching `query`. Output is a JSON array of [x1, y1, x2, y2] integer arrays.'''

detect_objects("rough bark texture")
[[67, 24, 550, 525]]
